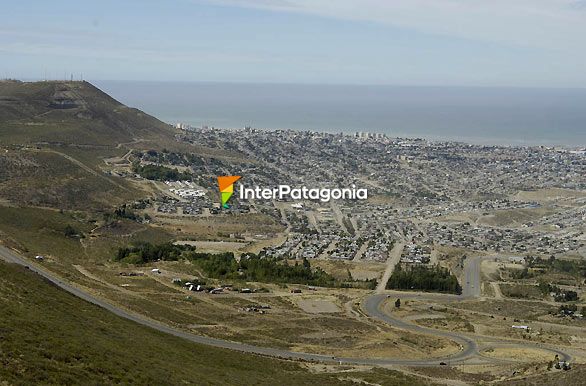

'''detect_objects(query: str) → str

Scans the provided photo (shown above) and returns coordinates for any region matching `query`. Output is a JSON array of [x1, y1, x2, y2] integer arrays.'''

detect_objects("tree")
[[395, 298, 401, 308], [64, 225, 80, 238], [386, 264, 461, 294]]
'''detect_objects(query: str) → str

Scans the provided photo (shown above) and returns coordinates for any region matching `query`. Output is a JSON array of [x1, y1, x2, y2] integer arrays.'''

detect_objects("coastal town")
[[3, 0, 586, 383], [111, 126, 585, 267], [1, 80, 585, 385]]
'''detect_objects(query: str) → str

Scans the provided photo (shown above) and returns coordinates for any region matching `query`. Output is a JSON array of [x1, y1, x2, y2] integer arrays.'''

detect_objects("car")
[[439, 362, 447, 366]]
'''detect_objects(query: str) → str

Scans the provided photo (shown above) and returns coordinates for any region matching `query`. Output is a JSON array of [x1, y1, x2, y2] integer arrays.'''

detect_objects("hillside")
[[0, 80, 177, 146], [0, 80, 185, 210], [0, 80, 248, 210], [0, 260, 433, 385]]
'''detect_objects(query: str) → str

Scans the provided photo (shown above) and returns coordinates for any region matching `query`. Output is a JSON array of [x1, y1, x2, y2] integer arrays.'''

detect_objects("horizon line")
[[9, 77, 586, 91]]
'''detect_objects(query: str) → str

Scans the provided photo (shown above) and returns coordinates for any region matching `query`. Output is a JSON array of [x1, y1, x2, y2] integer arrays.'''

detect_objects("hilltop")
[[0, 80, 251, 210], [0, 80, 185, 210], [0, 80, 177, 146]]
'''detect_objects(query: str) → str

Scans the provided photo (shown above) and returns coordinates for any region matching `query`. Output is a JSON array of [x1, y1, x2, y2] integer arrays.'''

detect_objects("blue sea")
[[94, 81, 586, 147]]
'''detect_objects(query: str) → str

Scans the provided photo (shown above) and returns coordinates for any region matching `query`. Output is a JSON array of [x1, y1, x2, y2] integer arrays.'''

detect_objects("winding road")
[[0, 246, 571, 367]]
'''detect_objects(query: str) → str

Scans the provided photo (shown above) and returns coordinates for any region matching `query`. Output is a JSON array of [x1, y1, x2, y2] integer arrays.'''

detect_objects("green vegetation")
[[556, 290, 579, 302], [0, 150, 138, 210], [111, 202, 150, 223], [0, 206, 173, 275], [0, 206, 92, 260], [137, 149, 204, 167], [558, 304, 579, 314], [538, 282, 579, 302], [196, 252, 340, 287], [500, 283, 544, 299], [132, 163, 193, 181], [0, 261, 434, 385], [510, 267, 534, 280], [115, 242, 196, 264], [500, 281, 579, 302], [63, 224, 83, 239], [527, 255, 586, 278], [113, 242, 374, 288], [115, 242, 338, 286], [386, 264, 462, 294]]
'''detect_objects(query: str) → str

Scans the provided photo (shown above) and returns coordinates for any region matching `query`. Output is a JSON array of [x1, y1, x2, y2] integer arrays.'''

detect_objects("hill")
[[0, 80, 186, 210], [0, 80, 177, 146], [0, 260, 433, 385], [0, 80, 250, 210]]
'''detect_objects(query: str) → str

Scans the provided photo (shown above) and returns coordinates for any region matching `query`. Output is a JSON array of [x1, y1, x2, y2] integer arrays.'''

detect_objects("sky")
[[1, 0, 586, 87]]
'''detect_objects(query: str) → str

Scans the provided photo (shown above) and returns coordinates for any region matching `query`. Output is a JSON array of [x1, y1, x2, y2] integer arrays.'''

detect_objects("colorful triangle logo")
[[217, 176, 241, 208]]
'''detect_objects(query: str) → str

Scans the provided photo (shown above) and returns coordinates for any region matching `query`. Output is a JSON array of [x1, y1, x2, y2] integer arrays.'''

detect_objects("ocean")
[[94, 80, 586, 147]]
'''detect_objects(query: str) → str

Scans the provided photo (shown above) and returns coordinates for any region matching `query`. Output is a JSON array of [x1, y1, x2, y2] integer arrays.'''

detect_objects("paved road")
[[376, 242, 405, 293], [0, 245, 470, 366], [0, 246, 571, 366], [366, 253, 572, 363], [462, 255, 512, 298], [462, 255, 482, 298], [364, 294, 478, 363]]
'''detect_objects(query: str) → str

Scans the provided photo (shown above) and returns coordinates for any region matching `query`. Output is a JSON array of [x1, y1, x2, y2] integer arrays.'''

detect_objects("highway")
[[0, 246, 571, 367]]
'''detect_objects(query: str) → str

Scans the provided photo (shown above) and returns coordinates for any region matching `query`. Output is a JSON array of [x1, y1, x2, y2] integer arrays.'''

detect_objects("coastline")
[[93, 80, 586, 149]]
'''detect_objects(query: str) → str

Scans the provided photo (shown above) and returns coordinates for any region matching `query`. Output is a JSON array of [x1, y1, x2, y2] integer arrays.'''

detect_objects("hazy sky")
[[2, 0, 586, 87]]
